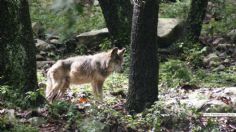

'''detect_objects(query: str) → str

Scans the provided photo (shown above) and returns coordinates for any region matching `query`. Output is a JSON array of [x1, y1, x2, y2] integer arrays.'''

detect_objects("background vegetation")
[[0, 0, 236, 131]]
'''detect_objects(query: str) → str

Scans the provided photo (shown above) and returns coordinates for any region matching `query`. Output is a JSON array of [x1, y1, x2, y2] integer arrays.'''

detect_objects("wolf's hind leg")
[[47, 80, 64, 102], [91, 81, 104, 101], [56, 78, 70, 99]]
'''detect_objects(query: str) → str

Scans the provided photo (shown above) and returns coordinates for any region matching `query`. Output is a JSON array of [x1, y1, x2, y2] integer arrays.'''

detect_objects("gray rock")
[[181, 99, 209, 109], [6, 109, 15, 122], [39, 51, 47, 56], [227, 29, 236, 43], [158, 18, 180, 37], [200, 100, 232, 112], [223, 87, 236, 96], [93, 0, 99, 6], [74, 18, 180, 49], [203, 53, 219, 64], [49, 38, 61, 44], [32, 22, 44, 38], [218, 52, 227, 58], [36, 54, 45, 61], [76, 28, 109, 49], [212, 37, 224, 45], [213, 64, 225, 71], [216, 43, 232, 51], [28, 117, 46, 126], [37, 61, 55, 69], [223, 58, 230, 64], [35, 39, 56, 51]]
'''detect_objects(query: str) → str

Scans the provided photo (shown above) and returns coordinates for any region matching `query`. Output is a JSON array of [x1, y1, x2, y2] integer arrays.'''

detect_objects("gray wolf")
[[45, 47, 125, 102]]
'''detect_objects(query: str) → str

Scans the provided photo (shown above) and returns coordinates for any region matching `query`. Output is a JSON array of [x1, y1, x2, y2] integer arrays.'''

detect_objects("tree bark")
[[126, 0, 159, 113], [0, 0, 38, 93], [98, 0, 132, 48], [184, 0, 208, 41]]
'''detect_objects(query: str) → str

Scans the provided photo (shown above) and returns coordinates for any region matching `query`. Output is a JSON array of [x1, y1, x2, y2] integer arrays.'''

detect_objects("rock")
[[32, 22, 45, 39], [74, 18, 180, 50], [93, 0, 99, 6], [184, 99, 209, 109], [203, 53, 221, 67], [200, 100, 232, 112], [212, 37, 224, 45], [224, 87, 236, 96], [213, 64, 225, 71], [223, 58, 230, 65], [158, 18, 180, 37], [76, 28, 109, 49], [36, 54, 45, 61], [28, 117, 46, 126], [38, 82, 46, 88], [218, 52, 227, 58], [6, 109, 15, 121], [37, 61, 55, 69], [35, 39, 56, 51], [227, 29, 236, 43], [49, 38, 61, 45], [203, 53, 219, 64], [39, 51, 47, 56], [216, 43, 232, 51]]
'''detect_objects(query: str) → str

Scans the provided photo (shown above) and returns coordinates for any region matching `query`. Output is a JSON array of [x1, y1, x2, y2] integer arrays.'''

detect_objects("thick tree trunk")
[[0, 0, 38, 92], [126, 0, 159, 113], [98, 0, 132, 48], [185, 0, 208, 41]]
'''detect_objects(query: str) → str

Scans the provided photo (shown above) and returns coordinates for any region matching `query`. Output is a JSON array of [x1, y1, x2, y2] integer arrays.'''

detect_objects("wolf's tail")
[[45, 71, 52, 99]]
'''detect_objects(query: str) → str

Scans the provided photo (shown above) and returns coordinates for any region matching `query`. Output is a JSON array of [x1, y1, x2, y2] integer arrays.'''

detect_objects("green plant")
[[203, 0, 236, 36], [48, 100, 82, 129], [0, 115, 38, 132], [159, 0, 190, 18], [160, 59, 192, 87], [99, 38, 112, 51], [30, 0, 105, 41]]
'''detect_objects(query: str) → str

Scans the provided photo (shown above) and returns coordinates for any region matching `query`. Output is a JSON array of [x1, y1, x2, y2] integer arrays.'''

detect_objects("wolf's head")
[[107, 47, 126, 72]]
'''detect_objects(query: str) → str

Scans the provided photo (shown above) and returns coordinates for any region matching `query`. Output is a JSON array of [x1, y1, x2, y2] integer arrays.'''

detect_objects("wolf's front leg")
[[91, 80, 104, 101]]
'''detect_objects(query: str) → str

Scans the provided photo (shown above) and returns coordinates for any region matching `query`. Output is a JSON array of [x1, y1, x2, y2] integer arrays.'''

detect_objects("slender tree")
[[98, 0, 132, 48], [184, 0, 209, 41], [126, 0, 159, 113], [0, 0, 38, 93]]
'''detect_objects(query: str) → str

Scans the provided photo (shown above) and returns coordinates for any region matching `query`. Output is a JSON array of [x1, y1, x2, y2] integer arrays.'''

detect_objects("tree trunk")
[[0, 0, 38, 93], [126, 0, 159, 113], [98, 0, 132, 48], [185, 0, 208, 41]]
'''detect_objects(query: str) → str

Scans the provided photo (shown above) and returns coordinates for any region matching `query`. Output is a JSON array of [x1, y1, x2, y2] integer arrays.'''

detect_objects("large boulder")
[[227, 29, 236, 43], [162, 87, 236, 113], [32, 22, 45, 39], [203, 53, 220, 67], [35, 39, 56, 52], [74, 18, 180, 49], [76, 28, 109, 49], [158, 18, 180, 37]]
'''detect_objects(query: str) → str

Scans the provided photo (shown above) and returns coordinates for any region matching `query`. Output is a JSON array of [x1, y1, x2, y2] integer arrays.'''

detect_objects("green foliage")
[[159, 0, 190, 18], [48, 100, 81, 129], [159, 58, 236, 88], [0, 115, 38, 132], [99, 38, 112, 51], [0, 85, 43, 108], [160, 59, 192, 87], [79, 118, 107, 132], [30, 0, 105, 41], [179, 41, 207, 67], [203, 0, 236, 35]]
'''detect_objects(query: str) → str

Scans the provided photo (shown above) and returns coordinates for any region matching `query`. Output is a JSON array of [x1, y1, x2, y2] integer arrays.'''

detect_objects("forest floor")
[[1, 0, 236, 131]]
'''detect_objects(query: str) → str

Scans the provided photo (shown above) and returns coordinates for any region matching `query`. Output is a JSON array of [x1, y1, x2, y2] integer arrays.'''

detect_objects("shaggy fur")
[[45, 47, 125, 102]]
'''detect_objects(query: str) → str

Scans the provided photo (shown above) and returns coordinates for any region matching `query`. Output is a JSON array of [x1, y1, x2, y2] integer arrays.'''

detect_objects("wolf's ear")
[[118, 48, 126, 56], [110, 47, 118, 57]]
